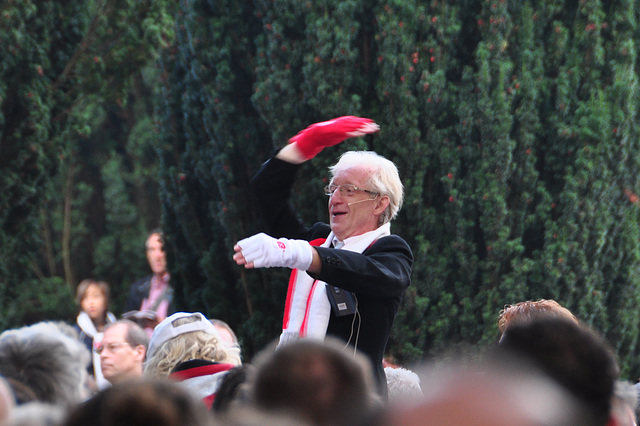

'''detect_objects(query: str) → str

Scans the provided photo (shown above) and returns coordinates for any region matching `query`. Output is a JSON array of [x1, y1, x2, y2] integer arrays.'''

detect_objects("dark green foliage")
[[5, 0, 640, 380], [153, 0, 277, 354], [4, 277, 75, 326], [0, 0, 174, 328], [155, 0, 640, 377]]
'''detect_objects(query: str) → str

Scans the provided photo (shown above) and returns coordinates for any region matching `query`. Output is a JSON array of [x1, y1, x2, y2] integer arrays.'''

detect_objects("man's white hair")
[[385, 366, 423, 404], [329, 151, 403, 224]]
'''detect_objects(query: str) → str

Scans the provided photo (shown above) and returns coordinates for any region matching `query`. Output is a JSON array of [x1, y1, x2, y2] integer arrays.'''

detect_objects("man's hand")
[[289, 116, 380, 160], [233, 233, 314, 270]]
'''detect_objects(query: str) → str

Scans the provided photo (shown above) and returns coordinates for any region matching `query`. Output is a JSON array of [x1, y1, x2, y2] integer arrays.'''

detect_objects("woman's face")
[[81, 284, 106, 321]]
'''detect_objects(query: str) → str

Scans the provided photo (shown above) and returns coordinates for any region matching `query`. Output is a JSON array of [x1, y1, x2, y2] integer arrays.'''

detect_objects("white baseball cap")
[[147, 312, 218, 358]]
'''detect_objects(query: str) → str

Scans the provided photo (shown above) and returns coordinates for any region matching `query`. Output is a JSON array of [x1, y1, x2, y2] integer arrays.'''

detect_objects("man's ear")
[[373, 195, 390, 216], [134, 345, 146, 362]]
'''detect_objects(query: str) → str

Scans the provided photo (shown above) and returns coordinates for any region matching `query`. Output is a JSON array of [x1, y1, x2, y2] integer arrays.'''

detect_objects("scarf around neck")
[[76, 311, 116, 389]]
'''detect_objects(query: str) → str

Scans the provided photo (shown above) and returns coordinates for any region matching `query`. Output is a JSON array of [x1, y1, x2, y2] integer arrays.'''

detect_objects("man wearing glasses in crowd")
[[97, 320, 149, 386], [233, 116, 413, 398]]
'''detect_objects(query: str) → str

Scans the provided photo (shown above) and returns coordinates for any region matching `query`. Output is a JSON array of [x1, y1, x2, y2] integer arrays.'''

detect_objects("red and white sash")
[[170, 362, 236, 409], [278, 223, 391, 346]]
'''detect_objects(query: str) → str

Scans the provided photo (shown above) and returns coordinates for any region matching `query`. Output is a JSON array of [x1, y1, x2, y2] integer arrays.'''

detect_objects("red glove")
[[288, 116, 380, 160]]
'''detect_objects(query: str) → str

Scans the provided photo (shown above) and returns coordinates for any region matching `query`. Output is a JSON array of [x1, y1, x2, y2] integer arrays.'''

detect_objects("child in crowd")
[[74, 279, 116, 390]]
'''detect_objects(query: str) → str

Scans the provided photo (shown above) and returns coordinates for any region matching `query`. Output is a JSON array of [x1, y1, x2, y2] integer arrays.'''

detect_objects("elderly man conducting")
[[233, 116, 413, 397]]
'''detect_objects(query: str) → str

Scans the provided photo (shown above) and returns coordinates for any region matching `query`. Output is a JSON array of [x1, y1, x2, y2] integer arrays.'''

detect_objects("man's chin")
[[330, 225, 345, 241], [330, 222, 341, 233]]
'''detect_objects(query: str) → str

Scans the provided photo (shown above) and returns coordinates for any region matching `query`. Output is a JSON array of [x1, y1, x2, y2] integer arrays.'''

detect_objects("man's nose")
[[329, 190, 345, 203]]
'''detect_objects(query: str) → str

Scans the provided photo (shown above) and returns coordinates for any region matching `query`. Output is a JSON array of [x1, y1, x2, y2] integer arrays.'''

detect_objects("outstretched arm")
[[232, 233, 322, 274]]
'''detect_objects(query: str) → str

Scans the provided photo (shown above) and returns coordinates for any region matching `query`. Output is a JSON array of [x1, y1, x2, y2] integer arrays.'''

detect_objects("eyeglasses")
[[324, 184, 379, 197], [94, 342, 133, 355]]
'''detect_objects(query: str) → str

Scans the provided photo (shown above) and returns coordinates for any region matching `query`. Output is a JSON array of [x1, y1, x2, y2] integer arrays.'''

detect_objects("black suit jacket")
[[252, 155, 413, 395]]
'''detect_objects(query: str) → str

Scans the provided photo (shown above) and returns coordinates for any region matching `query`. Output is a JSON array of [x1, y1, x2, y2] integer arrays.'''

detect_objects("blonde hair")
[[498, 299, 578, 334], [144, 315, 241, 378]]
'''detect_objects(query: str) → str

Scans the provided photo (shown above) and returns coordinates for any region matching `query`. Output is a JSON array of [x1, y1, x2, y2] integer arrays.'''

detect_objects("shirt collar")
[[151, 272, 170, 289]]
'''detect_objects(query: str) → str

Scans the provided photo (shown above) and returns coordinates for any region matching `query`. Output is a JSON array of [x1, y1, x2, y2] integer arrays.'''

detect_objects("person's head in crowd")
[[383, 353, 594, 426], [4, 379, 37, 406], [498, 298, 578, 338], [5, 402, 66, 426], [498, 317, 619, 425], [215, 406, 310, 426], [633, 382, 640, 422], [76, 279, 110, 329], [610, 381, 638, 426], [212, 364, 255, 415], [384, 366, 423, 405], [144, 312, 241, 377], [210, 319, 240, 350], [0, 376, 15, 424], [249, 338, 380, 426], [0, 321, 90, 408], [146, 229, 167, 277], [327, 150, 403, 238], [98, 320, 149, 385], [62, 378, 213, 426]]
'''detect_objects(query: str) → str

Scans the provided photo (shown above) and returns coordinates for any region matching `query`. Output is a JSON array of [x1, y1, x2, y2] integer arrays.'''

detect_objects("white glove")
[[236, 233, 314, 270]]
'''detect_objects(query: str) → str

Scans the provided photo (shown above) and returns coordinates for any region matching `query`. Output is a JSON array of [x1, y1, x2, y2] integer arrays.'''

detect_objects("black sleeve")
[[310, 235, 413, 298], [123, 289, 140, 312], [123, 277, 149, 312], [251, 155, 311, 239]]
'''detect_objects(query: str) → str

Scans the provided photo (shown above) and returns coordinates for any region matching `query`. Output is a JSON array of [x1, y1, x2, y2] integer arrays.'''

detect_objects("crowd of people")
[[0, 117, 638, 425], [0, 303, 636, 425]]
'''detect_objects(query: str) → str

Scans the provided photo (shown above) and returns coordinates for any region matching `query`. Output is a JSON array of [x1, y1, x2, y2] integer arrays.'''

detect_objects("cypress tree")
[[0, 0, 174, 327], [154, 0, 640, 376]]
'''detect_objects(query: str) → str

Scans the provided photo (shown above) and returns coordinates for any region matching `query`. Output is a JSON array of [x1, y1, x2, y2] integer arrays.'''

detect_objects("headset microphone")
[[347, 199, 376, 206]]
